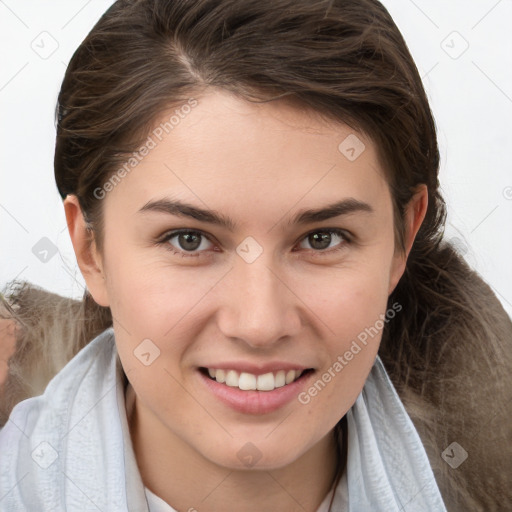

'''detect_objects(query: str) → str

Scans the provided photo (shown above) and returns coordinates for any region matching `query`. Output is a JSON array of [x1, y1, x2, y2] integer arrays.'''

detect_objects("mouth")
[[197, 361, 317, 414], [199, 367, 314, 392]]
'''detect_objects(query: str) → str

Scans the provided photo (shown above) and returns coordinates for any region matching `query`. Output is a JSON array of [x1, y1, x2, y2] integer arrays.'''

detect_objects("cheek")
[[102, 250, 224, 382], [292, 253, 393, 410], [103, 246, 211, 334], [296, 252, 393, 341]]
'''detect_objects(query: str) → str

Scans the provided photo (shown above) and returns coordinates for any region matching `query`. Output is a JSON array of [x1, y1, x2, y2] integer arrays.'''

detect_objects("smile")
[[199, 366, 315, 414], [204, 368, 306, 392]]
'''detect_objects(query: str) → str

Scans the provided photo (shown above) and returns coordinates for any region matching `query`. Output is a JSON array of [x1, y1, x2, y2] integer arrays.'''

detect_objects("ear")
[[63, 195, 110, 307], [388, 184, 428, 295]]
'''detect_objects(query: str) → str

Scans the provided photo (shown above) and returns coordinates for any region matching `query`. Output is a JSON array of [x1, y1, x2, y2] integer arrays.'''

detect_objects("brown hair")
[[2, 0, 511, 509]]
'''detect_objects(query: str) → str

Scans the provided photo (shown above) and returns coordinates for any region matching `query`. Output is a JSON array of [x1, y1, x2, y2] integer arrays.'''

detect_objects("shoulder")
[[1, 327, 115, 435], [0, 328, 117, 507]]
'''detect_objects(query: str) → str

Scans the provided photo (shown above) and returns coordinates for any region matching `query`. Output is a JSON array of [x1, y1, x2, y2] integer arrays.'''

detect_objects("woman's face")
[[73, 90, 421, 470]]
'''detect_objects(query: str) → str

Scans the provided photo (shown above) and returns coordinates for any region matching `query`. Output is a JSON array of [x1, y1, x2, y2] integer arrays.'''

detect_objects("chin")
[[201, 440, 304, 472]]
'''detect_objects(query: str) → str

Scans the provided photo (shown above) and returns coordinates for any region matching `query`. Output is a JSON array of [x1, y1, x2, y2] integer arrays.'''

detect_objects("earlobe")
[[63, 195, 110, 307], [388, 185, 429, 295]]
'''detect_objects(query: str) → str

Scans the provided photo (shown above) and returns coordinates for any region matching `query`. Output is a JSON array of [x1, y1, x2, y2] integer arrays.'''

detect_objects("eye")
[[159, 230, 214, 256], [296, 229, 350, 253], [157, 227, 351, 258]]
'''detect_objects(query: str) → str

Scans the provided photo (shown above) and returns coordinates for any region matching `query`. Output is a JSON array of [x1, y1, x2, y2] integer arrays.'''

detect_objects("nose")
[[216, 255, 302, 349]]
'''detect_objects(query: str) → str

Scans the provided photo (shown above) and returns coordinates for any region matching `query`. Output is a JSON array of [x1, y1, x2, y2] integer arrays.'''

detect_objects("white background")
[[1, 0, 511, 317]]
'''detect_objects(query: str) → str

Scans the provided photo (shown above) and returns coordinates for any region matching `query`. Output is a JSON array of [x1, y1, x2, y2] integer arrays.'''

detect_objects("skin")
[[65, 90, 427, 511]]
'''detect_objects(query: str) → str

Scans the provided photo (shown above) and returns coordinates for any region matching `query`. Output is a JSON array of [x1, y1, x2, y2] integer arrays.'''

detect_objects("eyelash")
[[157, 228, 352, 258]]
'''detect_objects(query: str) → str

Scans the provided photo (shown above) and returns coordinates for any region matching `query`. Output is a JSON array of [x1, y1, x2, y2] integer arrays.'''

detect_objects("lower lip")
[[199, 370, 314, 415]]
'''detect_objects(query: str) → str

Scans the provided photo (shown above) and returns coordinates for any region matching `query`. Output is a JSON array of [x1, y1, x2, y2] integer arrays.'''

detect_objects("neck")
[[127, 385, 341, 512]]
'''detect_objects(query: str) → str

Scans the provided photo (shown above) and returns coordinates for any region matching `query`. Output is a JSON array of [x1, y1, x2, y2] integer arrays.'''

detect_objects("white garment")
[[0, 328, 447, 511]]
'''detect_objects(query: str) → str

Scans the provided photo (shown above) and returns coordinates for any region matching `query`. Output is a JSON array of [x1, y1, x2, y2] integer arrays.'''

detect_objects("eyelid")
[[297, 227, 352, 243], [157, 228, 214, 243]]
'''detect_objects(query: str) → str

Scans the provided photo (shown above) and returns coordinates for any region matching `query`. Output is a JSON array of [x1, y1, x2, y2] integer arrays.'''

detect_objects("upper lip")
[[200, 362, 313, 375]]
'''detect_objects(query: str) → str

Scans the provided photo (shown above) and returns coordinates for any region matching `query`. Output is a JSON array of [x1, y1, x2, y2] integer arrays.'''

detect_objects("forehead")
[[103, 89, 391, 221]]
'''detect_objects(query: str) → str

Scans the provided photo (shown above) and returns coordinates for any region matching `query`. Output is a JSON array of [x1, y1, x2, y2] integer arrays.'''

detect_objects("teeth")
[[206, 368, 305, 391], [274, 370, 286, 388], [285, 370, 295, 385], [257, 372, 274, 391], [226, 370, 238, 387], [239, 372, 256, 390]]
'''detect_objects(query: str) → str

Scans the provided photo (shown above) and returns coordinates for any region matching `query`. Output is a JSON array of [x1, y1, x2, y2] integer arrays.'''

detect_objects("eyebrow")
[[138, 197, 374, 230]]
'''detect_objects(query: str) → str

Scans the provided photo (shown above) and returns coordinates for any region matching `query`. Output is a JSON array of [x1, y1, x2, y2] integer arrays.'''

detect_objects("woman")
[[1, 0, 511, 510]]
